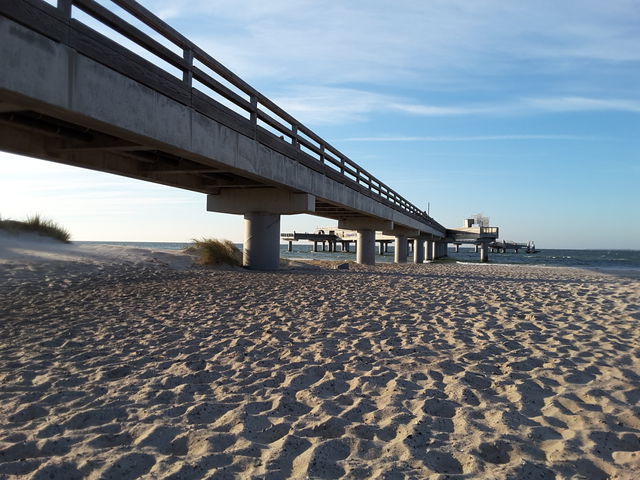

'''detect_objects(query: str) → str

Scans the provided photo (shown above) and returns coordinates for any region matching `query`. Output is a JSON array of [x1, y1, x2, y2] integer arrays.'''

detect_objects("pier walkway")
[[0, 0, 507, 268], [0, 0, 449, 268]]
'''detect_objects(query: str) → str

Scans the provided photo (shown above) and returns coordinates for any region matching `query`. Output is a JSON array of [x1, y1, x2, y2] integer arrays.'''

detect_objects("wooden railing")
[[4, 0, 445, 233]]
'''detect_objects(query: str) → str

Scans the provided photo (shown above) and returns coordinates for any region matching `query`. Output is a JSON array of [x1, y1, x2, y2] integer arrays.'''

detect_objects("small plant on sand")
[[0, 214, 71, 243], [186, 238, 242, 266]]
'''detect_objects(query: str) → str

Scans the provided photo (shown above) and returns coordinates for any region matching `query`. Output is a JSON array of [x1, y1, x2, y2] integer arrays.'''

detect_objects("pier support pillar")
[[475, 244, 479, 253], [379, 242, 385, 256], [356, 229, 376, 265], [455, 244, 460, 253], [208, 189, 315, 270], [243, 213, 280, 270], [413, 238, 425, 264], [288, 241, 292, 252], [426, 240, 434, 260], [480, 241, 489, 263], [394, 236, 408, 263]]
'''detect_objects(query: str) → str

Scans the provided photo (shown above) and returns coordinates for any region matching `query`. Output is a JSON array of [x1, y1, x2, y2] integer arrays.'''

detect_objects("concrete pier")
[[357, 230, 376, 265], [394, 236, 408, 263], [243, 213, 281, 270], [480, 241, 489, 263], [426, 240, 434, 260], [413, 238, 425, 263]]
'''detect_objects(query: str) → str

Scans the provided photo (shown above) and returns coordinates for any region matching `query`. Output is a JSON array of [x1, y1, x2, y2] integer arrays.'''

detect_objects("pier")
[[0, 0, 449, 269], [0, 1, 519, 268], [282, 218, 503, 263]]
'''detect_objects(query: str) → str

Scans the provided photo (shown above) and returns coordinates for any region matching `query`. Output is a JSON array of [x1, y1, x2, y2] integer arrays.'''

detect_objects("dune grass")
[[0, 214, 71, 243], [185, 238, 242, 266]]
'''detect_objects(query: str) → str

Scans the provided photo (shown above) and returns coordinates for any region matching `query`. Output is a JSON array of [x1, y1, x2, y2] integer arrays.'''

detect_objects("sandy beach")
[[1, 235, 639, 479]]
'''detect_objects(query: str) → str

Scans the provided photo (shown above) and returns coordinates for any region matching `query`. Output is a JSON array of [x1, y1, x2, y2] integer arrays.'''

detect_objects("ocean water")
[[77, 241, 640, 274]]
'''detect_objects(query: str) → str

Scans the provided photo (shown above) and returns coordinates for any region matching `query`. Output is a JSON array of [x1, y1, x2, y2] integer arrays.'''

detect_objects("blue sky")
[[1, 0, 639, 248]]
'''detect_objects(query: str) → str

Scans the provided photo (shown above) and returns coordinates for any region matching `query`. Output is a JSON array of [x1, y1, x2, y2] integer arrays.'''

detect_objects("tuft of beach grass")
[[185, 238, 242, 266], [0, 214, 71, 243]]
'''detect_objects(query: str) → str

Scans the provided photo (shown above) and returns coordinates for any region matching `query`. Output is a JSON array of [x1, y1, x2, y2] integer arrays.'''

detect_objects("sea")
[[76, 241, 640, 277]]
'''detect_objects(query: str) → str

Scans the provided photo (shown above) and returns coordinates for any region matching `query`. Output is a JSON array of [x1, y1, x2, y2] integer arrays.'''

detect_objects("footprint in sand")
[[29, 461, 83, 480], [263, 435, 311, 480], [300, 417, 348, 439], [306, 439, 351, 479], [590, 431, 640, 461], [63, 407, 128, 430], [477, 440, 512, 464], [423, 398, 460, 418], [185, 403, 236, 424], [8, 404, 49, 423], [133, 425, 185, 455], [514, 460, 555, 480], [97, 452, 155, 480], [424, 450, 463, 474]]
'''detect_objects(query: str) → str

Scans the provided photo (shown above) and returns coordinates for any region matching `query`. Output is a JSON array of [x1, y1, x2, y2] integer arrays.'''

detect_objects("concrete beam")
[[207, 188, 315, 214], [384, 227, 420, 237], [338, 218, 393, 231]]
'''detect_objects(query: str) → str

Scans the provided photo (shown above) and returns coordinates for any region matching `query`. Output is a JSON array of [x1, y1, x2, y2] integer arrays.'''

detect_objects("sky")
[[1, 0, 639, 248]]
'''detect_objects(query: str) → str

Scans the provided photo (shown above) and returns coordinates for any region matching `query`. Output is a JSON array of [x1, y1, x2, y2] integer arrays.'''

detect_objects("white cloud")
[[268, 85, 640, 125], [137, 0, 640, 89], [524, 97, 640, 113], [343, 135, 599, 142]]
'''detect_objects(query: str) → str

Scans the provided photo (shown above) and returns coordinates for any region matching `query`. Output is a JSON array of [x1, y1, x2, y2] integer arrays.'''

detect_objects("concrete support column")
[[413, 238, 425, 264], [313, 242, 318, 252], [455, 244, 460, 253], [379, 242, 385, 256], [475, 244, 479, 253], [288, 241, 292, 252], [480, 241, 489, 263], [426, 240, 434, 260], [394, 236, 408, 263], [243, 213, 280, 270], [443, 243, 448, 257], [356, 229, 376, 265]]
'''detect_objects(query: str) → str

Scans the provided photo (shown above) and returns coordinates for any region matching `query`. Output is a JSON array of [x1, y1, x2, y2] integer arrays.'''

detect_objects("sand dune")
[[1, 237, 639, 479]]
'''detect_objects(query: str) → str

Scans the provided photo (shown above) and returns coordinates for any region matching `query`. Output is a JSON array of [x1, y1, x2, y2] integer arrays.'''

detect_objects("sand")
[[1, 234, 639, 479]]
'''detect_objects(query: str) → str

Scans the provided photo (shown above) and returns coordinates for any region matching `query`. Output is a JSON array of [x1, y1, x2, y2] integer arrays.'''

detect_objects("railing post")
[[320, 144, 325, 164], [58, 0, 72, 17], [182, 48, 193, 87], [292, 125, 299, 148], [250, 95, 258, 138]]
